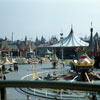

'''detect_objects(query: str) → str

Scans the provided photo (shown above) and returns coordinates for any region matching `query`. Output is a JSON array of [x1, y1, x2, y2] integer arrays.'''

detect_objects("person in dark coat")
[[2, 65, 5, 71], [3, 74, 6, 80], [52, 61, 56, 69], [14, 63, 16, 71], [16, 64, 18, 71], [14, 63, 18, 71]]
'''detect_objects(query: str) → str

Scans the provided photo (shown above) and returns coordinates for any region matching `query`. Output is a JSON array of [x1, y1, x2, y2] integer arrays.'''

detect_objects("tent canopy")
[[51, 27, 89, 47]]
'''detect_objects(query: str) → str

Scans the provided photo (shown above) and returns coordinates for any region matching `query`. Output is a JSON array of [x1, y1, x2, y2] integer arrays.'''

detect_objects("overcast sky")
[[0, 0, 100, 41]]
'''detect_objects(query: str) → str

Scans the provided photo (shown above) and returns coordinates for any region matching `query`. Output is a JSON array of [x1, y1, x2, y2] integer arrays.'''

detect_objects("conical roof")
[[94, 32, 99, 41], [1, 41, 9, 49], [51, 27, 89, 47], [2, 57, 12, 65], [46, 49, 53, 54], [88, 28, 95, 52]]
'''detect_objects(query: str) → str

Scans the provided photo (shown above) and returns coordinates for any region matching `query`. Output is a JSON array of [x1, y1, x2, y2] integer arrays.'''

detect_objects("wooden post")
[[0, 88, 6, 100]]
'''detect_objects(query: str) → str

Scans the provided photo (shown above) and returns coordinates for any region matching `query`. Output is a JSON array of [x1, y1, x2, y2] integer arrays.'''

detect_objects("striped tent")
[[51, 27, 89, 47]]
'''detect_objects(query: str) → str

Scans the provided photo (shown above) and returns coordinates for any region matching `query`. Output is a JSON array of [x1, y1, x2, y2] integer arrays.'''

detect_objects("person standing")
[[54, 97, 57, 100], [2, 65, 5, 71], [3, 74, 6, 80], [14, 63, 16, 71], [16, 64, 18, 71], [27, 94, 31, 100], [91, 93, 97, 100], [52, 61, 56, 69]]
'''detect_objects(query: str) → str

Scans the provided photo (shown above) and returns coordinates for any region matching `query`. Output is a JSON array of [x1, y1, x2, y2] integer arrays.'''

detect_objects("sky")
[[0, 0, 100, 41]]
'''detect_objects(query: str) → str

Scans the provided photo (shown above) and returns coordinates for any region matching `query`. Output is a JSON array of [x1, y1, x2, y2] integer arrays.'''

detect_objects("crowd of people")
[[0, 63, 19, 80]]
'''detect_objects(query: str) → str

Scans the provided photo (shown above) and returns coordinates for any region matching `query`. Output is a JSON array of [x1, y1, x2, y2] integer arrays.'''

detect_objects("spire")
[[70, 24, 74, 34], [90, 21, 93, 34], [25, 35, 28, 45], [90, 22, 93, 42], [88, 22, 95, 52], [25, 36, 27, 41], [12, 32, 13, 43], [96, 41, 99, 52]]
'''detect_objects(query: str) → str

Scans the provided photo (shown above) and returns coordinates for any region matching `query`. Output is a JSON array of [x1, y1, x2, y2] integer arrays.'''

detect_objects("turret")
[[25, 36, 28, 46], [90, 22, 93, 34], [88, 22, 95, 52]]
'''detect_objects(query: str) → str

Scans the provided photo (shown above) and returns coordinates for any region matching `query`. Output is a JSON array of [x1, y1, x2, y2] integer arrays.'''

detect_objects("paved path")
[[6, 61, 65, 100]]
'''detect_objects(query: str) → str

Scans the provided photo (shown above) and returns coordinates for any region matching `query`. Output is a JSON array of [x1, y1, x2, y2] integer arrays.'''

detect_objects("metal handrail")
[[0, 80, 100, 92]]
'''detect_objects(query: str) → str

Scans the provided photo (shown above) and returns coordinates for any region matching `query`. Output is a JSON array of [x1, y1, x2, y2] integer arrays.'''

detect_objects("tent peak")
[[70, 24, 74, 34]]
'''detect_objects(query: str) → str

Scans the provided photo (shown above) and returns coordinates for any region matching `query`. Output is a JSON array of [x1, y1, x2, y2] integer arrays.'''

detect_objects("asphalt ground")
[[6, 61, 65, 100]]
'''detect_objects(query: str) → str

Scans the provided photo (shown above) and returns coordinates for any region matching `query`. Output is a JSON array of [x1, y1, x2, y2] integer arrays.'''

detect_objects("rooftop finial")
[[71, 24, 73, 28], [70, 24, 73, 34], [91, 22, 92, 27], [90, 22, 93, 34], [60, 28, 63, 36]]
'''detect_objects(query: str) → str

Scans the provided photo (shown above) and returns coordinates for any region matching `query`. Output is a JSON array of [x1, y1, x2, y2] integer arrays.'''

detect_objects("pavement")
[[4, 59, 100, 100], [6, 61, 62, 100]]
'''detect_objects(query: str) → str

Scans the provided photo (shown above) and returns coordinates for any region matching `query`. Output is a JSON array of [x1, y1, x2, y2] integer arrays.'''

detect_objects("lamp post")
[[60, 33, 64, 60], [12, 32, 14, 43], [32, 62, 34, 74]]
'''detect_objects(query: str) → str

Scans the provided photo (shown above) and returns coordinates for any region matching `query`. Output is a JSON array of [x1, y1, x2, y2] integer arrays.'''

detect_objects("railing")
[[21, 68, 73, 99], [1, 68, 100, 100], [1, 81, 100, 99], [0, 80, 100, 91], [20, 68, 100, 99], [1, 80, 100, 100]]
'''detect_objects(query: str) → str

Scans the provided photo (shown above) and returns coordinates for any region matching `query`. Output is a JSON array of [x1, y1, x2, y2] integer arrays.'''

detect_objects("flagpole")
[[60, 33, 64, 60]]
